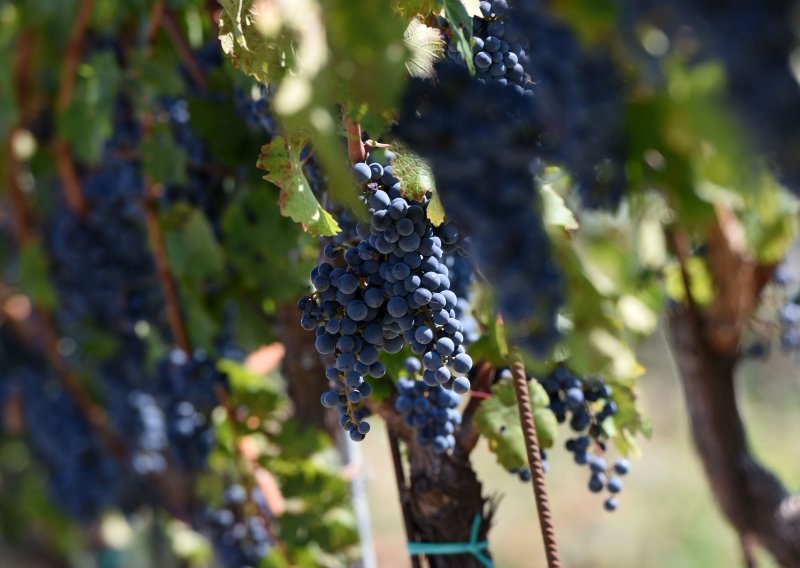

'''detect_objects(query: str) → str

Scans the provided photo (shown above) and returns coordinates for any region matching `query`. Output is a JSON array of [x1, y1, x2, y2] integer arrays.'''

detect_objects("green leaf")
[[0, 15, 18, 142], [163, 205, 225, 281], [390, 144, 436, 201], [57, 51, 121, 164], [664, 257, 715, 307], [221, 186, 316, 302], [141, 123, 188, 186], [257, 135, 340, 236], [468, 313, 508, 367], [217, 0, 291, 86], [404, 18, 444, 79], [128, 48, 183, 97], [19, 241, 57, 311], [441, 0, 474, 74], [474, 379, 557, 471]]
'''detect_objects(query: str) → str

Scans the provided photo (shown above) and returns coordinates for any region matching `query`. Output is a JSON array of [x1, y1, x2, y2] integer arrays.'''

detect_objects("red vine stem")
[[141, 178, 191, 353], [53, 0, 93, 218], [510, 357, 561, 568], [53, 139, 88, 217], [146, 2, 166, 47], [56, 0, 95, 114], [160, 11, 208, 90]]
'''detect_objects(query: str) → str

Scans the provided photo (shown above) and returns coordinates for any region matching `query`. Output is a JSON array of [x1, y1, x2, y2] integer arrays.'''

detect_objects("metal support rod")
[[510, 358, 561, 568]]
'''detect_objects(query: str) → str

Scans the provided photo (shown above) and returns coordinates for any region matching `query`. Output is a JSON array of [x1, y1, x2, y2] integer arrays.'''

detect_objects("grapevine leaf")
[[257, 135, 340, 237], [404, 19, 444, 79], [162, 205, 225, 281], [0, 21, 17, 142], [180, 285, 218, 350], [129, 48, 183, 97], [617, 295, 657, 335], [474, 379, 557, 471], [541, 185, 579, 231], [141, 123, 188, 186], [391, 144, 436, 202], [441, 0, 474, 74], [218, 359, 284, 417], [19, 241, 57, 312], [468, 313, 509, 367], [221, 186, 316, 302], [664, 257, 715, 307], [57, 51, 121, 164], [426, 190, 446, 226], [217, 0, 291, 86]]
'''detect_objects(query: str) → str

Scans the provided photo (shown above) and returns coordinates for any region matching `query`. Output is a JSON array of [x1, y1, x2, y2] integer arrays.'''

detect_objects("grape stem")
[[160, 10, 208, 90], [52, 0, 94, 218], [342, 111, 366, 164]]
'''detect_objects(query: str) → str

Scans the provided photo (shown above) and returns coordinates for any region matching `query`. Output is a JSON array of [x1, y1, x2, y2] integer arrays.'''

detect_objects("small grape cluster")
[[774, 262, 800, 352], [126, 390, 169, 475], [539, 366, 629, 511], [445, 0, 533, 95], [300, 160, 474, 440], [206, 484, 272, 568], [394, 357, 463, 453], [156, 349, 227, 472]]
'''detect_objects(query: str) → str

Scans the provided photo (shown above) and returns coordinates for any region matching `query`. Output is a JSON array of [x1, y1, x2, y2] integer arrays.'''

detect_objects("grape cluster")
[[20, 370, 134, 521], [444, 0, 533, 95], [539, 366, 628, 511], [442, 0, 626, 209], [234, 82, 278, 136], [639, 0, 800, 196], [47, 152, 162, 337], [394, 357, 463, 453], [768, 261, 800, 352], [300, 159, 474, 439], [206, 484, 273, 568], [156, 348, 226, 472], [397, 62, 564, 355]]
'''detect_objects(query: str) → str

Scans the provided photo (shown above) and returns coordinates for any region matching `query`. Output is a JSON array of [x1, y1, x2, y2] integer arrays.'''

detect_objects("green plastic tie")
[[406, 514, 493, 568]]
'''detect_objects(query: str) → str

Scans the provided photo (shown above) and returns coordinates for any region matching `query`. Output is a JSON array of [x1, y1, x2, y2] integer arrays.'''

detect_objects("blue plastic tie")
[[406, 514, 493, 568]]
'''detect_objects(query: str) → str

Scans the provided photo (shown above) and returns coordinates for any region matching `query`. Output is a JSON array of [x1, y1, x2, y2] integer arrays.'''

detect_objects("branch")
[[146, 2, 166, 47], [52, 0, 93, 217], [160, 11, 208, 90], [141, 178, 190, 352], [667, 209, 800, 567], [52, 139, 88, 217]]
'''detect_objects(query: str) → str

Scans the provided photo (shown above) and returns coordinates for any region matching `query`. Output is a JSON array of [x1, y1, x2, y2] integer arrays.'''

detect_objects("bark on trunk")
[[384, 412, 494, 568], [668, 307, 800, 567], [277, 302, 335, 436], [667, 212, 800, 566]]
